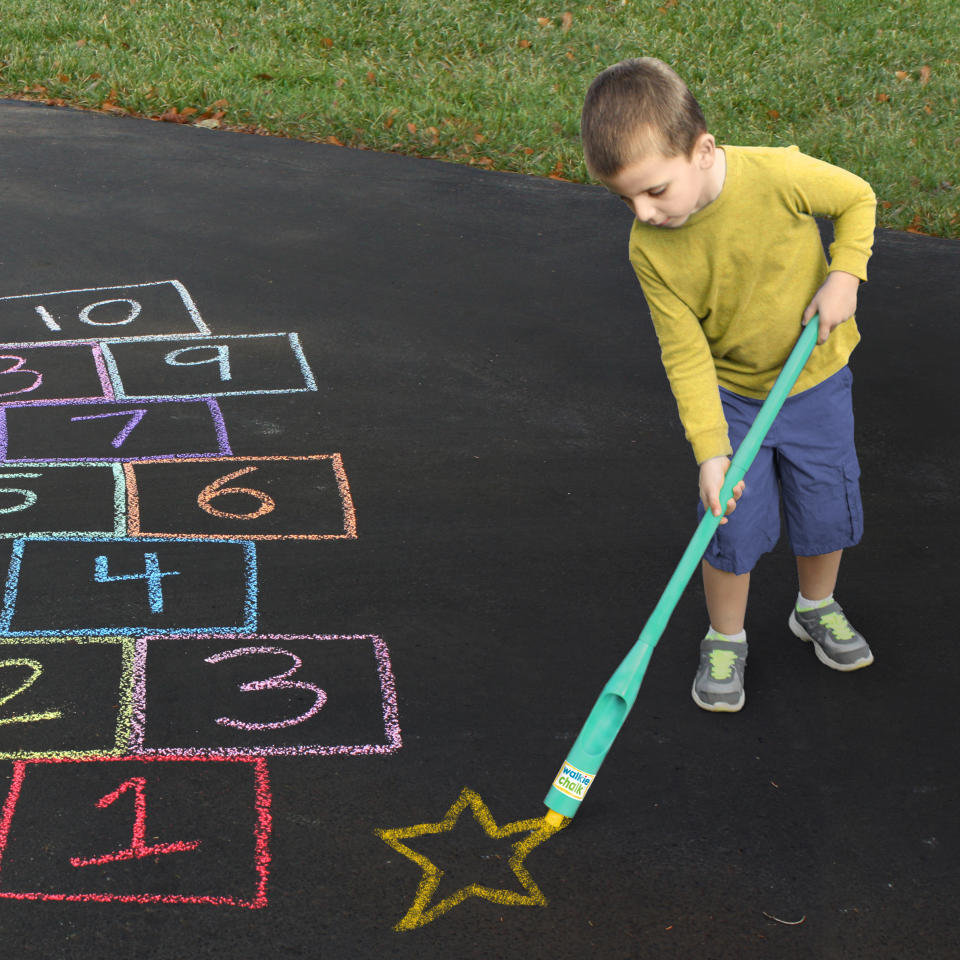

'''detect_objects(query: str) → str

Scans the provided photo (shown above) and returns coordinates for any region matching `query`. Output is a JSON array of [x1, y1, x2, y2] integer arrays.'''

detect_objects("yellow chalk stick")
[[543, 808, 566, 829]]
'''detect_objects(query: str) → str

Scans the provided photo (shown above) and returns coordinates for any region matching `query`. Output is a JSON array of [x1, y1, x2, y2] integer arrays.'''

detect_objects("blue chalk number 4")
[[93, 552, 181, 614]]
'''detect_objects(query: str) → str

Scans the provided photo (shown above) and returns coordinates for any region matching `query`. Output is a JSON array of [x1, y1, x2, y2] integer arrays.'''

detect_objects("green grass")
[[1, 0, 958, 236]]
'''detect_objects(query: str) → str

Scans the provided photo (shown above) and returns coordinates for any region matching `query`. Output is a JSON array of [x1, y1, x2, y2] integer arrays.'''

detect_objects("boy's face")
[[600, 133, 723, 229]]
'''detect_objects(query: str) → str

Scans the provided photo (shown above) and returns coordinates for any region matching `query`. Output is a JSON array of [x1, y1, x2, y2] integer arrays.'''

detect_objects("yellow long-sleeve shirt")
[[629, 145, 876, 464]]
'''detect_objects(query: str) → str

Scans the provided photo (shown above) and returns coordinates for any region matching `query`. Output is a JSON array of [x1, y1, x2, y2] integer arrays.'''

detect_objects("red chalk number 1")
[[70, 776, 201, 868]]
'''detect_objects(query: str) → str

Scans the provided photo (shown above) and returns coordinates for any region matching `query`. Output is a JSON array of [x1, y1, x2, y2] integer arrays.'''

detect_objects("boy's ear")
[[694, 132, 718, 167]]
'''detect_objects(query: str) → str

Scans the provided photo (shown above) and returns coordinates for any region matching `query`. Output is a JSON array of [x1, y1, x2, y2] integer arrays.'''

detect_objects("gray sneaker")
[[692, 635, 747, 712], [788, 601, 873, 671]]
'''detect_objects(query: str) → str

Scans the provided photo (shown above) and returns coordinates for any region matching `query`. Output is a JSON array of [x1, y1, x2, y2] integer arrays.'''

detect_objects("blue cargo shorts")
[[700, 365, 863, 575]]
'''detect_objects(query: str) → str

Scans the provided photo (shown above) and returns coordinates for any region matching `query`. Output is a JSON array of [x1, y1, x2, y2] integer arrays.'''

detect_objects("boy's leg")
[[702, 559, 750, 634], [694, 386, 778, 713], [791, 550, 872, 670], [796, 549, 842, 601], [693, 560, 751, 712], [776, 368, 872, 670]]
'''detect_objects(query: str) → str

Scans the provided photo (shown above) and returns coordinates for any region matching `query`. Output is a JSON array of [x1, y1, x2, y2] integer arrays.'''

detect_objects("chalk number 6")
[[197, 467, 276, 520]]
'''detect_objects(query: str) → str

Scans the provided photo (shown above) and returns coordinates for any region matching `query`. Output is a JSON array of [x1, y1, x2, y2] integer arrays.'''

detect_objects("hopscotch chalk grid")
[[0, 280, 401, 909]]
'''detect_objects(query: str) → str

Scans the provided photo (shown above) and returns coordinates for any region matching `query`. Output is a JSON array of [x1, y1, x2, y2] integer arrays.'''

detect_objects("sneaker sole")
[[691, 682, 744, 712], [788, 610, 874, 672]]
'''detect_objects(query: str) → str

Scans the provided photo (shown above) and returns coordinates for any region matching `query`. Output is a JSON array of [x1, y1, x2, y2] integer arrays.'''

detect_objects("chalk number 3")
[[204, 646, 327, 730]]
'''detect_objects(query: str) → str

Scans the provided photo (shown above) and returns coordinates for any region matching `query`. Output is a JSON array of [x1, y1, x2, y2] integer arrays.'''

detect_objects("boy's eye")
[[649, 186, 667, 197]]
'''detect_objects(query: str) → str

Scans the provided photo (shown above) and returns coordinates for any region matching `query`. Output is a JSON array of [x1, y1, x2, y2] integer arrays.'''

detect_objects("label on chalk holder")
[[552, 760, 594, 801]]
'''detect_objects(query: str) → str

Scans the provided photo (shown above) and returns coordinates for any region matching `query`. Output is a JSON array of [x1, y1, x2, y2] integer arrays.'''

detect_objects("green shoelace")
[[819, 611, 855, 640], [709, 649, 739, 680]]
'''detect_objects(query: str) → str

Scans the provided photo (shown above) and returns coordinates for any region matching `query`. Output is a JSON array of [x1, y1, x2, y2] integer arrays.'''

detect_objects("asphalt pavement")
[[0, 98, 957, 959]]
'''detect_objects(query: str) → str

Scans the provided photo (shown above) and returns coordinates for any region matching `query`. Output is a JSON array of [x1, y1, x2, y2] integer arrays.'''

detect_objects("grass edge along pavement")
[[0, 0, 958, 238]]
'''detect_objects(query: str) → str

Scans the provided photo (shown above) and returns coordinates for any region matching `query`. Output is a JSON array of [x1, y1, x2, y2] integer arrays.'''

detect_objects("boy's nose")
[[631, 199, 658, 223]]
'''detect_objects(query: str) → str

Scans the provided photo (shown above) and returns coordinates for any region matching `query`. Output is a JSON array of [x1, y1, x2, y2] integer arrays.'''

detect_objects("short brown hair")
[[581, 58, 707, 179]]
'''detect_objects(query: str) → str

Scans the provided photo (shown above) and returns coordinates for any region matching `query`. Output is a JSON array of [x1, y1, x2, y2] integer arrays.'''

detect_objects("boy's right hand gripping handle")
[[544, 317, 821, 822]]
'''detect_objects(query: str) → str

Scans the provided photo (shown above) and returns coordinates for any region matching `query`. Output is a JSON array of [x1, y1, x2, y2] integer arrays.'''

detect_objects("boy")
[[580, 58, 876, 712]]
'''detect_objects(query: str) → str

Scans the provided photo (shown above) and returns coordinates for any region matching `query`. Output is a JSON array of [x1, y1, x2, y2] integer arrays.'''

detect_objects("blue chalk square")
[[100, 332, 317, 400], [0, 537, 257, 637]]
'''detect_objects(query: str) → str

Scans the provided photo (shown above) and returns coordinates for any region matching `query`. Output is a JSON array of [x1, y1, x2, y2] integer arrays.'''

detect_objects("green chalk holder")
[[545, 317, 821, 821]]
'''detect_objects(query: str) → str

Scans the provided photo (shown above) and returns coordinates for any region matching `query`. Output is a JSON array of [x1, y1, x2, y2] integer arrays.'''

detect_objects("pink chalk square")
[[123, 454, 358, 540], [130, 634, 402, 757], [0, 757, 270, 906], [0, 343, 113, 405]]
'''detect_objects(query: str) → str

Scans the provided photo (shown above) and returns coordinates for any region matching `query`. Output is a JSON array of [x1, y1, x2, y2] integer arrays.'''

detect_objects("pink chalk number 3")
[[204, 646, 327, 730]]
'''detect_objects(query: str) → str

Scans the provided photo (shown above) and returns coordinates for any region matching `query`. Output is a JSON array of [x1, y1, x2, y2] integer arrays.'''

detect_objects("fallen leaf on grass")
[[561, 11, 573, 30], [876, 92, 890, 102], [158, 106, 196, 124], [919, 64, 931, 85], [895, 70, 909, 81]]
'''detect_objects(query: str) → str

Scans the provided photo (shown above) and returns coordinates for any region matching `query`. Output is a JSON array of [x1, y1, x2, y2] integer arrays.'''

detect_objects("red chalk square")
[[0, 757, 270, 906]]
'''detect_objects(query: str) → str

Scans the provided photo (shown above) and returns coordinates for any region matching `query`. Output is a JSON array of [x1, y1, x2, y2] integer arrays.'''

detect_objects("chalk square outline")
[[0, 461, 126, 539], [0, 280, 209, 347], [0, 341, 115, 405], [0, 755, 271, 907], [0, 397, 232, 463], [0, 536, 258, 637], [123, 454, 358, 540], [128, 632, 403, 758], [0, 635, 136, 759], [99, 332, 318, 400]]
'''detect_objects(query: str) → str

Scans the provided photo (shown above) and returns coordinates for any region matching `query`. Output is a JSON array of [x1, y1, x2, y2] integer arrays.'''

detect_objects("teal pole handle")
[[545, 317, 820, 819]]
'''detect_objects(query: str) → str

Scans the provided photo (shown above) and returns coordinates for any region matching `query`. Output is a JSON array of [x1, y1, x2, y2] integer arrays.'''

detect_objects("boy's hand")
[[802, 270, 860, 345], [699, 455, 745, 524]]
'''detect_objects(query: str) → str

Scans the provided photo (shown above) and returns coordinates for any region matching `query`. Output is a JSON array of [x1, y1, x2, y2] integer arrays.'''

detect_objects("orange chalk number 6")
[[197, 466, 276, 520]]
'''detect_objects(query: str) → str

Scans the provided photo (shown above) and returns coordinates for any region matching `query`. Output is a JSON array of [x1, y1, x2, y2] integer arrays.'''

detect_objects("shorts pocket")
[[842, 461, 864, 543]]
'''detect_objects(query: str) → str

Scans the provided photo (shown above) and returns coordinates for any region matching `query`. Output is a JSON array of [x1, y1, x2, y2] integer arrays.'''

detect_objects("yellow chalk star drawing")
[[375, 786, 568, 931]]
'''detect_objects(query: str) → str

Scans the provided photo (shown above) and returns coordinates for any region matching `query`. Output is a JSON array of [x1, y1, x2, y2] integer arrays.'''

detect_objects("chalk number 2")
[[0, 658, 62, 725]]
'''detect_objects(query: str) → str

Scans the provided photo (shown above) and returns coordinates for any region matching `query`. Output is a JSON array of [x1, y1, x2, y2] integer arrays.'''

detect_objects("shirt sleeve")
[[785, 148, 877, 282], [631, 253, 732, 464]]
